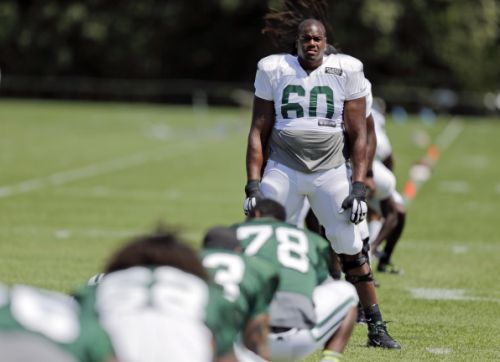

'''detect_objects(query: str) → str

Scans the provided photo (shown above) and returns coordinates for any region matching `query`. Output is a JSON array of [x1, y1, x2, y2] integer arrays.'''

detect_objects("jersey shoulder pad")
[[257, 53, 293, 72], [335, 53, 364, 73]]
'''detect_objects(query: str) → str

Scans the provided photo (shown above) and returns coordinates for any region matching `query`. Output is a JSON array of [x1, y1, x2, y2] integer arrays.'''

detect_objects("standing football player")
[[243, 16, 400, 348]]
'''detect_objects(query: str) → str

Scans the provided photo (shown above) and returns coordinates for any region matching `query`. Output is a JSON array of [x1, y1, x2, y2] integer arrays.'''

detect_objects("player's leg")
[[303, 208, 342, 280], [368, 210, 383, 245], [308, 165, 400, 349], [296, 198, 311, 229], [367, 160, 403, 272], [378, 191, 406, 273], [267, 281, 358, 362], [233, 342, 268, 362], [260, 161, 305, 225], [312, 280, 359, 361]]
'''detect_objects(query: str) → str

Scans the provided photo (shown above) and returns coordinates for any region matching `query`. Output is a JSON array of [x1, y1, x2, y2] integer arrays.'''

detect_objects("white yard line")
[[409, 288, 500, 303], [52, 187, 184, 201], [0, 226, 142, 239], [400, 239, 500, 252], [426, 347, 452, 355], [0, 140, 210, 199], [0, 226, 203, 244], [435, 118, 464, 151], [438, 181, 469, 193]]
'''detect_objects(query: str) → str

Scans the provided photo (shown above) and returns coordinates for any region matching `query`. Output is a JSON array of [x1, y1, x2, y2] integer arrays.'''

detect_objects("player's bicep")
[[344, 97, 366, 134], [251, 96, 275, 135]]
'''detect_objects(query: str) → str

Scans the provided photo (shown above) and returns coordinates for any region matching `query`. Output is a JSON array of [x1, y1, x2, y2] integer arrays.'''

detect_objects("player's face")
[[296, 23, 326, 64]]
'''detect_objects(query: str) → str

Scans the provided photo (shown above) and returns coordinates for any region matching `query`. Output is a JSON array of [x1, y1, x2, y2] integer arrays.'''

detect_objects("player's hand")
[[338, 182, 368, 224], [243, 180, 262, 216]]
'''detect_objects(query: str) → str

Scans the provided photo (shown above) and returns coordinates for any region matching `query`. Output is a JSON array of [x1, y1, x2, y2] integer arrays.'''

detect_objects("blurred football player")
[[201, 226, 280, 361], [76, 229, 238, 362], [0, 282, 116, 362], [235, 199, 359, 362], [367, 105, 407, 273]]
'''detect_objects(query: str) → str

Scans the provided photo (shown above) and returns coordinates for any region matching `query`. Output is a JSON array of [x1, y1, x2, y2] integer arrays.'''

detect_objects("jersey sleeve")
[[254, 55, 284, 101], [79, 314, 117, 362], [308, 232, 332, 284], [254, 68, 273, 101], [365, 78, 373, 117], [205, 285, 239, 357], [245, 256, 279, 319]]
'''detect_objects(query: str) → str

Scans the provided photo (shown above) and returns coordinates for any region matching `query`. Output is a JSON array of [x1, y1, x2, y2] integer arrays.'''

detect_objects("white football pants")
[[261, 161, 363, 255], [267, 280, 358, 362]]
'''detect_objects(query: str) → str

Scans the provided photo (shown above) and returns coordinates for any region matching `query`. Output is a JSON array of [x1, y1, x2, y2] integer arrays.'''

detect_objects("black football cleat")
[[377, 261, 401, 274], [367, 321, 401, 349]]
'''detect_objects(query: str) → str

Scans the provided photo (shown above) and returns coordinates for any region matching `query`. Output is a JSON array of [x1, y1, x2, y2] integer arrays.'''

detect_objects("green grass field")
[[1, 99, 499, 361]]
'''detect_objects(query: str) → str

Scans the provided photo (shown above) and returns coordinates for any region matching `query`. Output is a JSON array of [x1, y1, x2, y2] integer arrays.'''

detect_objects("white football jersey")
[[372, 108, 393, 161], [365, 78, 373, 117], [255, 53, 368, 132], [254, 53, 369, 173], [96, 266, 214, 362]]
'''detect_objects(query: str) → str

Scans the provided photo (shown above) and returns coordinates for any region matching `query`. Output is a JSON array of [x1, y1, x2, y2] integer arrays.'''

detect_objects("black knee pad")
[[345, 270, 374, 284], [338, 253, 368, 273], [338, 253, 374, 284]]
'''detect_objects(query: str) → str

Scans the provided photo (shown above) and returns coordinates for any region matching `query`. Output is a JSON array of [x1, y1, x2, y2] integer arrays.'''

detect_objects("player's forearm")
[[349, 131, 368, 183], [243, 315, 270, 360], [246, 97, 274, 181], [344, 98, 368, 183], [246, 132, 265, 181], [366, 114, 377, 173]]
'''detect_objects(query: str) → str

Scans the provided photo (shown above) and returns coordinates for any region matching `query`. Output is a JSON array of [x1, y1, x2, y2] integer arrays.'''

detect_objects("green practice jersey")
[[0, 283, 114, 362], [201, 248, 279, 331], [234, 218, 332, 328], [204, 283, 240, 356]]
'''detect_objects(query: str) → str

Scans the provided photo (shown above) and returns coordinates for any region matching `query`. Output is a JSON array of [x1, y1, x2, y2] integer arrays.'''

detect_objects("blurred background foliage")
[[0, 0, 499, 111]]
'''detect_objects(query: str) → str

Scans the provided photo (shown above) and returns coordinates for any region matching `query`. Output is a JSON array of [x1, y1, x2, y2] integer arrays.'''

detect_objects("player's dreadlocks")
[[262, 0, 334, 54]]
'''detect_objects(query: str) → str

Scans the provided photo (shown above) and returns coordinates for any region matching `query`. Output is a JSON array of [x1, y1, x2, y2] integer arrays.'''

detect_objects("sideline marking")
[[426, 347, 452, 355], [435, 120, 464, 150], [0, 226, 202, 243], [400, 239, 500, 252], [438, 181, 469, 193], [0, 139, 213, 199], [451, 245, 469, 254], [409, 288, 500, 303]]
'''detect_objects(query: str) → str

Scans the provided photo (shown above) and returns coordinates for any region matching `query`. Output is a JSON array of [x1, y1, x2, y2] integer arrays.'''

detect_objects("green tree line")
[[0, 0, 499, 94]]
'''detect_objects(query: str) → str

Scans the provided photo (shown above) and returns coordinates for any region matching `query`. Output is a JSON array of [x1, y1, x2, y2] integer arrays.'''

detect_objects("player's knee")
[[324, 226, 361, 255], [338, 253, 374, 284]]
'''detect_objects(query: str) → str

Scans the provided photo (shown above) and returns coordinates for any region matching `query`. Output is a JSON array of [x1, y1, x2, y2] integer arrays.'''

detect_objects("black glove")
[[243, 180, 262, 216], [338, 182, 368, 224]]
